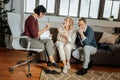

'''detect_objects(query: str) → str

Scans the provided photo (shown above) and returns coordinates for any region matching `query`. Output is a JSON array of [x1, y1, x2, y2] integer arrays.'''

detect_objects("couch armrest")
[[109, 44, 120, 53]]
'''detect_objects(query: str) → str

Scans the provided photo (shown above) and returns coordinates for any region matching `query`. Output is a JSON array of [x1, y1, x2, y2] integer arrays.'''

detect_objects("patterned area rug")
[[40, 69, 120, 80]]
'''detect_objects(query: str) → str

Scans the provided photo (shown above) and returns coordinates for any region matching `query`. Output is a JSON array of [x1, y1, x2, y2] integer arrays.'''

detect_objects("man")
[[73, 17, 97, 75], [21, 5, 60, 74]]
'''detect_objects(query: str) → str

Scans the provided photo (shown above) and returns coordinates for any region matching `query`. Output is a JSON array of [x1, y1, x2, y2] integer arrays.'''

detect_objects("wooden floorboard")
[[0, 47, 120, 80]]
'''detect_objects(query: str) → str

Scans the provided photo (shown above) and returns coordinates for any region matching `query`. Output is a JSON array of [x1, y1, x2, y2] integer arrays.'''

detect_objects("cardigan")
[[57, 27, 76, 49], [77, 26, 97, 48], [22, 15, 39, 38]]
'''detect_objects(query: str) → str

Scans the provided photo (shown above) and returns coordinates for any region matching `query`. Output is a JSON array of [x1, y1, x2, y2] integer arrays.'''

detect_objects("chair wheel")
[[9, 68, 13, 73], [27, 73, 32, 77]]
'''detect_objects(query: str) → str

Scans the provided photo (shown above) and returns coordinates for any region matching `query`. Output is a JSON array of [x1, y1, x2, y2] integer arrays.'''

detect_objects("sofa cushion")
[[115, 35, 120, 44], [109, 44, 120, 53], [99, 32, 119, 44], [94, 31, 103, 45], [50, 28, 58, 43]]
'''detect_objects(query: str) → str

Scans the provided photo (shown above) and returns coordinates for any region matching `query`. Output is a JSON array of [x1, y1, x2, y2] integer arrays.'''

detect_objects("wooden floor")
[[0, 47, 120, 80]]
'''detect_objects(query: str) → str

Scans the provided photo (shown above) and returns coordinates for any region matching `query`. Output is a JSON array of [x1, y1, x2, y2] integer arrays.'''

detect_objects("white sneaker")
[[62, 66, 67, 73], [66, 62, 70, 69]]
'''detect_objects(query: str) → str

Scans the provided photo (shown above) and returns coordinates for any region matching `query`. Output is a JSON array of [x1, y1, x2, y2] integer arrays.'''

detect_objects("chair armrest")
[[13, 36, 31, 51], [19, 36, 31, 51], [13, 36, 28, 39], [109, 44, 120, 53]]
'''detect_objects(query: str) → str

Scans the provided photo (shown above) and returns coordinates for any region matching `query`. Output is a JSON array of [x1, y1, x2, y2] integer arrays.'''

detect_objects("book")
[[40, 30, 51, 40]]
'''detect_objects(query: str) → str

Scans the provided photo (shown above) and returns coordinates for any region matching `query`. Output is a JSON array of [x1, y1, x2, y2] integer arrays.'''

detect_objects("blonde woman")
[[55, 17, 76, 73]]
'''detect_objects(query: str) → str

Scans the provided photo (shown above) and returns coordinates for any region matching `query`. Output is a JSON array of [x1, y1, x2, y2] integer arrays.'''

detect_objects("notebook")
[[40, 30, 51, 40]]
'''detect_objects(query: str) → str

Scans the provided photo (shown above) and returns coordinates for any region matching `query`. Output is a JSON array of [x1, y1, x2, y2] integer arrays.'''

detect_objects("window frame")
[[24, 0, 120, 21]]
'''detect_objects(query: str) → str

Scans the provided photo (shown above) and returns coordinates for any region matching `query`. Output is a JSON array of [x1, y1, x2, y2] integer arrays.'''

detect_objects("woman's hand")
[[38, 23, 51, 36], [59, 30, 69, 42], [64, 31, 69, 41], [45, 23, 50, 31]]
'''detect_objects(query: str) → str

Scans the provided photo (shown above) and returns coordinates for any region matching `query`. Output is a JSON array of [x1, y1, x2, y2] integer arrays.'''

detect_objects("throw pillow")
[[114, 35, 120, 44], [99, 32, 119, 44]]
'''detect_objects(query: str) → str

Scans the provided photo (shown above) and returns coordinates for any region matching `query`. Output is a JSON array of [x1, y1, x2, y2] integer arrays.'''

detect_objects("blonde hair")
[[64, 17, 74, 30]]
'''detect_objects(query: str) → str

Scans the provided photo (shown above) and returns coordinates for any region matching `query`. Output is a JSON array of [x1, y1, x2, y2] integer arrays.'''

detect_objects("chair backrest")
[[7, 12, 25, 50], [7, 12, 22, 37]]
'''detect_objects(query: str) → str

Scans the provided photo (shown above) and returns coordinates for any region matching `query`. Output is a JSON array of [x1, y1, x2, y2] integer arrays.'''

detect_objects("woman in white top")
[[55, 17, 76, 73]]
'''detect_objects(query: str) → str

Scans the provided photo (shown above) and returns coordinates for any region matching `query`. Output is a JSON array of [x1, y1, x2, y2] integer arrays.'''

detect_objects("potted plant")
[[0, 0, 14, 47], [109, 15, 114, 21]]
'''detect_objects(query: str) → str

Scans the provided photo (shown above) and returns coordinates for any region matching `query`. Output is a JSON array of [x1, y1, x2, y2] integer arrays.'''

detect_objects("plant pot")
[[109, 18, 113, 21]]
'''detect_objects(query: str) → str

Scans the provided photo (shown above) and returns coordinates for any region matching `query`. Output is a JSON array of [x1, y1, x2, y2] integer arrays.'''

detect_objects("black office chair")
[[7, 12, 45, 77]]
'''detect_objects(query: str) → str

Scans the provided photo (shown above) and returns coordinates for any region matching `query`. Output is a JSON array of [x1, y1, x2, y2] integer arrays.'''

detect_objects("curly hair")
[[34, 5, 46, 16]]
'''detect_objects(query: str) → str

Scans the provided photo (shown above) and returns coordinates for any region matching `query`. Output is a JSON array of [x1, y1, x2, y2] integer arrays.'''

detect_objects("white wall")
[[6, 0, 25, 30], [24, 14, 118, 33]]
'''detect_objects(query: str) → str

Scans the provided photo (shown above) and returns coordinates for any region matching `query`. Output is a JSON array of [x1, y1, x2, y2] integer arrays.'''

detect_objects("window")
[[24, 0, 120, 21], [112, 1, 120, 19], [59, 0, 69, 16], [79, 0, 90, 18], [103, 0, 120, 19], [25, 0, 35, 13], [69, 0, 79, 16], [79, 0, 100, 18], [89, 0, 100, 18], [39, 0, 47, 7], [103, 0, 113, 18], [24, 0, 55, 13], [59, 0, 79, 16], [39, 0, 55, 13]]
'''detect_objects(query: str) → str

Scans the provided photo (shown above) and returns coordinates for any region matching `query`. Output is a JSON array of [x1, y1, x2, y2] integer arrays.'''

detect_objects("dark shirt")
[[22, 15, 39, 38], [75, 32, 84, 47]]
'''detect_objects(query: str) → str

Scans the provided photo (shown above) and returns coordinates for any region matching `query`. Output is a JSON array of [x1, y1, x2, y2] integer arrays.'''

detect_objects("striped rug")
[[40, 69, 120, 80]]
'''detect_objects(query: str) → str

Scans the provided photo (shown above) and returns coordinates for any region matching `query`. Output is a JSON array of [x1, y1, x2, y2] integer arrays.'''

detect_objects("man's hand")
[[78, 28, 83, 35], [78, 28, 84, 39]]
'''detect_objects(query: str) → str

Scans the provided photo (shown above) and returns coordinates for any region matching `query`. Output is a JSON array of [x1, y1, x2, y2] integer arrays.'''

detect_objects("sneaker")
[[66, 62, 70, 69], [62, 66, 67, 73]]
